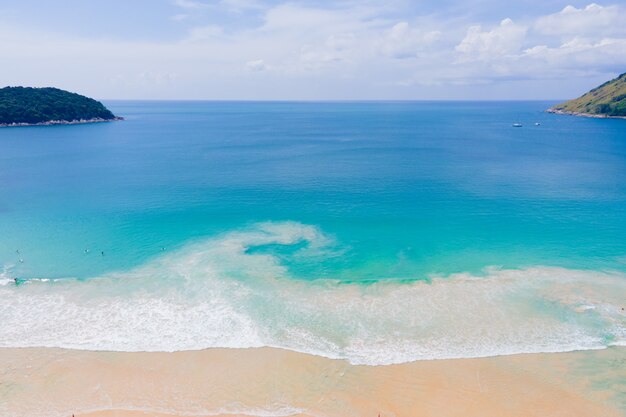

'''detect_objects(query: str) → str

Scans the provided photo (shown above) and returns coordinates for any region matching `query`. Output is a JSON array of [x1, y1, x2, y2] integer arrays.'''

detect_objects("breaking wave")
[[1, 221, 625, 365]]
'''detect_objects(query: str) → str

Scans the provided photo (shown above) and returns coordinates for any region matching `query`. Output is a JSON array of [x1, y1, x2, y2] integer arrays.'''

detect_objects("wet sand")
[[0, 347, 624, 417]]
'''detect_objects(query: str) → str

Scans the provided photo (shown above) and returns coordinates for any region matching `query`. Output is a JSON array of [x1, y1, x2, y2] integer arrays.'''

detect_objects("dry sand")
[[0, 346, 624, 417]]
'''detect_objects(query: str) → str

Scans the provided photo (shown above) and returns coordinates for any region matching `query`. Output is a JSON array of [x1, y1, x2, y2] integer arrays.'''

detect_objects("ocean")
[[0, 101, 625, 364]]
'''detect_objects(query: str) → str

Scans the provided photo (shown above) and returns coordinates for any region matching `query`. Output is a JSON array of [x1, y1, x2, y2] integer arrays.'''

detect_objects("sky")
[[0, 0, 625, 100]]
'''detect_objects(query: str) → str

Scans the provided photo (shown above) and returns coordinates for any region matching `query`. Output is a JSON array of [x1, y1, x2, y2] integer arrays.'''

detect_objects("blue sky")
[[1, 0, 625, 99]]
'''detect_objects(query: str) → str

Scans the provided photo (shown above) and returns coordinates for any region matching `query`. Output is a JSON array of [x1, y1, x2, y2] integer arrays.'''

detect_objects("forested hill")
[[0, 86, 120, 126], [549, 73, 626, 117]]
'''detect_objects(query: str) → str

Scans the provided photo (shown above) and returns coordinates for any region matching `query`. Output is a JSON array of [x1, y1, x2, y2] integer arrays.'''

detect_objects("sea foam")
[[1, 221, 625, 365]]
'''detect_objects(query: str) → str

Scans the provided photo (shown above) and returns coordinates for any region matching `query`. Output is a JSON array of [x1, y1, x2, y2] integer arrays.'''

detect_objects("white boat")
[[534, 122, 541, 126], [512, 123, 522, 127]]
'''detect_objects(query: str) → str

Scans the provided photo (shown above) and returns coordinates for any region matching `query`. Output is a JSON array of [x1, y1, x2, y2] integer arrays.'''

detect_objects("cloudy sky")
[[1, 0, 625, 99]]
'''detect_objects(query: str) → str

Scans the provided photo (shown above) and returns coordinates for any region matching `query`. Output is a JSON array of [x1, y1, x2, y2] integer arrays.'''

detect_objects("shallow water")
[[0, 101, 625, 362]]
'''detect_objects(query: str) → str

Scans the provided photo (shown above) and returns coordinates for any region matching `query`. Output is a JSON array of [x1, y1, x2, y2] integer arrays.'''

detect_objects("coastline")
[[0, 116, 124, 128], [1, 346, 623, 417], [546, 108, 626, 119]]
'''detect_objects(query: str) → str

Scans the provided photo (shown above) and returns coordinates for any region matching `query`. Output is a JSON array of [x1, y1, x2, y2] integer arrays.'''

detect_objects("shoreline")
[[1, 346, 623, 417], [547, 108, 626, 119], [0, 116, 124, 128], [2, 263, 625, 366], [0, 339, 620, 364]]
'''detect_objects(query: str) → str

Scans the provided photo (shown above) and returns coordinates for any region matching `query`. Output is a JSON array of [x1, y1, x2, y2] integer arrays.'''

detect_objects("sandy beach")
[[1, 346, 623, 417]]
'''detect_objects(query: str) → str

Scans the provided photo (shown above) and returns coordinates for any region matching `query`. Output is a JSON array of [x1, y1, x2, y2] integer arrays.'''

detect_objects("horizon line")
[[99, 98, 566, 103]]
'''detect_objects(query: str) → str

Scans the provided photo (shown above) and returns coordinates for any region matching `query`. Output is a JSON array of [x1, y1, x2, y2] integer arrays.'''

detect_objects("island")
[[0, 86, 122, 127], [548, 72, 626, 118]]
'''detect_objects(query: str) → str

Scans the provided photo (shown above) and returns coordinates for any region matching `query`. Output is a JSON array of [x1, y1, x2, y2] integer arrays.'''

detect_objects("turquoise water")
[[0, 101, 625, 363]]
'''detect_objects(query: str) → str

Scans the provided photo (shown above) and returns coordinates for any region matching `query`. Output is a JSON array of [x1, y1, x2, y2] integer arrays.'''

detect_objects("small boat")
[[534, 122, 541, 126], [512, 123, 522, 127]]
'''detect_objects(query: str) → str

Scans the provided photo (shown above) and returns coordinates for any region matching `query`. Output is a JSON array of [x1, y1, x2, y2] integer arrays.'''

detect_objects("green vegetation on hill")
[[0, 86, 118, 125], [550, 73, 626, 117]]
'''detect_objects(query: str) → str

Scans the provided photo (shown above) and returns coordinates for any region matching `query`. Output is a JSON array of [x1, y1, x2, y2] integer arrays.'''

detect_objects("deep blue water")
[[1, 101, 625, 280]]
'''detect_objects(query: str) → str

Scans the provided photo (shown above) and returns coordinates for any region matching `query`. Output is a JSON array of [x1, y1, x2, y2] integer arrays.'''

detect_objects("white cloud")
[[378, 22, 442, 59], [523, 37, 626, 73], [293, 33, 358, 71], [535, 3, 626, 38], [2, 2, 625, 99], [326, 33, 356, 51], [456, 18, 527, 61], [245, 59, 267, 71], [517, 3, 626, 77]]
